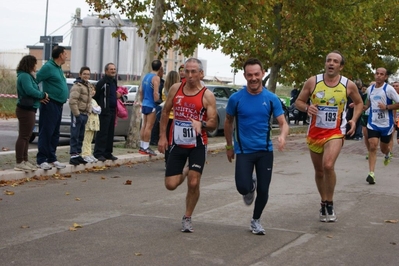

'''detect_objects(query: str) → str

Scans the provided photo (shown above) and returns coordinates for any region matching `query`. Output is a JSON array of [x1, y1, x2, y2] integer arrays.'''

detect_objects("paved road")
[[0, 136, 398, 265]]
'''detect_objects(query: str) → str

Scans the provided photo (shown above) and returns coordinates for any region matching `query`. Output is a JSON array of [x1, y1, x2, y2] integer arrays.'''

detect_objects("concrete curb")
[[0, 143, 225, 182]]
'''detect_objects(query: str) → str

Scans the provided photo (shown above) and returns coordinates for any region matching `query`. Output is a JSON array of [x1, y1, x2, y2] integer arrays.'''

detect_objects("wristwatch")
[[201, 121, 207, 128]]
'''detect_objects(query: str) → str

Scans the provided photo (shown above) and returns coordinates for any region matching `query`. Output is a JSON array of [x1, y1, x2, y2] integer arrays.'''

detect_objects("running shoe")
[[90, 155, 98, 163], [326, 204, 337, 222], [24, 161, 38, 170], [83, 156, 94, 163], [139, 147, 157, 156], [14, 162, 32, 172], [366, 172, 375, 185], [319, 202, 327, 222], [243, 174, 256, 205], [38, 162, 52, 170], [51, 161, 66, 169], [383, 152, 392, 166], [181, 215, 193, 233], [250, 218, 265, 235]]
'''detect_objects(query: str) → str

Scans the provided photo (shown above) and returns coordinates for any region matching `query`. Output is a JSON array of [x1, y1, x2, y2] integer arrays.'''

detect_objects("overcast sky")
[[0, 0, 246, 84]]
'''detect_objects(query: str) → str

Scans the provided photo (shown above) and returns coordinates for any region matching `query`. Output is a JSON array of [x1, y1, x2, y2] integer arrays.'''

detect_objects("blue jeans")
[[69, 113, 88, 155], [37, 101, 63, 164]]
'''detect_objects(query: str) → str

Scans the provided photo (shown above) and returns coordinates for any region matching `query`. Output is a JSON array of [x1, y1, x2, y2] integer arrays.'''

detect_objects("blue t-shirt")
[[142, 73, 156, 108], [226, 86, 284, 154]]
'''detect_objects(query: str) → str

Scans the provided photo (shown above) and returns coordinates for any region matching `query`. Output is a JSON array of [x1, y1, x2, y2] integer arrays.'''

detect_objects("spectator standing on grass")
[[93, 63, 119, 162], [68, 66, 94, 166], [36, 46, 68, 170], [179, 64, 186, 83], [139, 59, 162, 156], [14, 55, 49, 172], [81, 87, 101, 163], [224, 58, 289, 235]]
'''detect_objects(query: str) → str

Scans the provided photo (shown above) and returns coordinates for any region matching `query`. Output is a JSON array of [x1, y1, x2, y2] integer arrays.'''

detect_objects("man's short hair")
[[104, 63, 115, 72], [328, 50, 345, 66], [152, 59, 162, 71], [243, 58, 264, 72], [52, 46, 65, 59]]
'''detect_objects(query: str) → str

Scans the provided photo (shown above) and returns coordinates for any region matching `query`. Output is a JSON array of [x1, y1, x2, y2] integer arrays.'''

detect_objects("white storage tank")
[[102, 27, 118, 70], [86, 27, 104, 77], [118, 26, 135, 76], [132, 29, 146, 77], [70, 26, 87, 75], [82, 16, 100, 27]]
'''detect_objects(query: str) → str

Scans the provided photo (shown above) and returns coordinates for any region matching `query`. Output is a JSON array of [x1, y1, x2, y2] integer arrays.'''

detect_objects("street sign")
[[40, 36, 51, 43], [52, 36, 63, 43]]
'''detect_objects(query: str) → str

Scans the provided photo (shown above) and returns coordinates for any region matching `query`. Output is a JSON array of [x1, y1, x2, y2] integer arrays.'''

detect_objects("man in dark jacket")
[[93, 63, 118, 162]]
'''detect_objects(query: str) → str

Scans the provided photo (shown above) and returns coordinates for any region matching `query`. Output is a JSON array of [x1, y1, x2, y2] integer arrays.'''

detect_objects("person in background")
[[82, 87, 101, 163], [361, 83, 371, 160], [392, 81, 399, 145], [295, 50, 363, 222], [158, 58, 217, 233], [93, 63, 119, 162], [14, 55, 48, 172], [386, 81, 399, 158], [68, 66, 93, 166], [224, 58, 289, 235], [363, 68, 399, 185], [139, 59, 162, 156], [161, 70, 180, 167], [36, 46, 68, 170], [179, 64, 186, 83]]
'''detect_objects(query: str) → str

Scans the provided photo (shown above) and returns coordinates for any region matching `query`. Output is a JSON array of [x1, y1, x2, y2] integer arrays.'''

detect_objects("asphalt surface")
[[0, 133, 398, 265]]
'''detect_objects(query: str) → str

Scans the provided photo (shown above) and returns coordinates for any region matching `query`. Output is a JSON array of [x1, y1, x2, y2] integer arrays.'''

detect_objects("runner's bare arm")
[[296, 76, 316, 115]]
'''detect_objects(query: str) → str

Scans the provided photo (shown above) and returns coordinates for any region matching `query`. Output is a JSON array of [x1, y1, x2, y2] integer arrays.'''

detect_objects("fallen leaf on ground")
[[65, 192, 70, 195], [4, 190, 15, 195], [101, 176, 106, 180], [69, 227, 77, 231], [20, 225, 30, 229], [124, 180, 132, 185], [390, 242, 396, 245], [2, 147, 9, 151], [134, 253, 142, 256], [111, 176, 121, 178], [326, 235, 333, 238], [64, 174, 72, 178], [384, 220, 398, 224], [75, 198, 81, 201], [73, 223, 83, 228]]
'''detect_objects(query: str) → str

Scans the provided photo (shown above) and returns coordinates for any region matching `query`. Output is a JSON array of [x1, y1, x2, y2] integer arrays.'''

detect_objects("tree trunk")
[[125, 0, 165, 148], [267, 63, 281, 93]]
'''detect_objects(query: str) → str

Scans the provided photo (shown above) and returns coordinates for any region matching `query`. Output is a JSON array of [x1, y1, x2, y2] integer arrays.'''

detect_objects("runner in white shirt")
[[363, 68, 399, 184]]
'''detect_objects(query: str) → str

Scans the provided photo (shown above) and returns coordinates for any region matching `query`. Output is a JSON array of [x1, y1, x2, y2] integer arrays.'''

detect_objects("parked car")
[[205, 85, 238, 137], [123, 84, 139, 104], [30, 78, 133, 143]]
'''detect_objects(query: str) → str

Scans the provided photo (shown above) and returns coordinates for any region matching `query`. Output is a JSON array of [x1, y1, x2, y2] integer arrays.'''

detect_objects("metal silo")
[[70, 26, 87, 75], [133, 28, 146, 77], [86, 27, 104, 78], [82, 16, 100, 27], [102, 27, 118, 71], [118, 26, 135, 77]]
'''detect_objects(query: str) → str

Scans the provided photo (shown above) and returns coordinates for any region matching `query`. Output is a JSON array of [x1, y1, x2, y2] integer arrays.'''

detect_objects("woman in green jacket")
[[14, 55, 48, 172]]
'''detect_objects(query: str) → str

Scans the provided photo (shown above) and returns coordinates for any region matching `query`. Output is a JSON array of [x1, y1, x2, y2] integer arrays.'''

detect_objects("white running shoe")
[[83, 156, 94, 163], [51, 161, 66, 169], [250, 218, 265, 235], [90, 155, 98, 163], [38, 162, 52, 170]]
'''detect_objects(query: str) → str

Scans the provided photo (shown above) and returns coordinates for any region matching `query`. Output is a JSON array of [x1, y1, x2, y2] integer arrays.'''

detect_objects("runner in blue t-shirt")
[[224, 58, 289, 235]]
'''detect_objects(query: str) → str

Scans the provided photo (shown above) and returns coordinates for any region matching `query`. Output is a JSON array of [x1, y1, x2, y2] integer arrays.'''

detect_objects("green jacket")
[[16, 71, 45, 109], [36, 59, 68, 104]]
